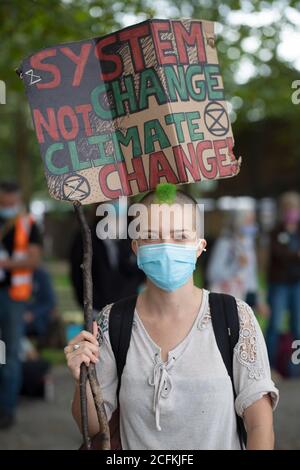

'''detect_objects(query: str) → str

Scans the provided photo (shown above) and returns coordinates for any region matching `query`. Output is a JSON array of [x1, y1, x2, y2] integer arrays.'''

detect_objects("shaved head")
[[132, 188, 203, 241]]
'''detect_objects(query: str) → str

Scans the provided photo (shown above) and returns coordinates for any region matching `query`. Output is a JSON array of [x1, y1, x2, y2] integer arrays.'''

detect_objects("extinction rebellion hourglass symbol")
[[62, 174, 91, 201], [204, 101, 229, 137]]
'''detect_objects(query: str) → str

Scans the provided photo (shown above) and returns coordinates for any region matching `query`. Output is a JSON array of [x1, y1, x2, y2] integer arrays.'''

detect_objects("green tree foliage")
[[170, 0, 300, 122]]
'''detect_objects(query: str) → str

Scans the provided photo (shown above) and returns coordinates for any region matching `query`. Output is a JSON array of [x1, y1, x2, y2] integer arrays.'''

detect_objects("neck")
[[141, 277, 202, 318]]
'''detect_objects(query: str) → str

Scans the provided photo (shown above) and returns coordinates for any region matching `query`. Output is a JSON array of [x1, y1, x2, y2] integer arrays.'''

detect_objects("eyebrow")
[[141, 229, 194, 237], [172, 229, 191, 234]]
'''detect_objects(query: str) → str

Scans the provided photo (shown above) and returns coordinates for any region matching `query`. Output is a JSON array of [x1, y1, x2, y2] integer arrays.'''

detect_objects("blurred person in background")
[[24, 266, 57, 348], [0, 181, 42, 429], [19, 336, 52, 401], [70, 199, 144, 312], [206, 208, 268, 314], [266, 191, 300, 370]]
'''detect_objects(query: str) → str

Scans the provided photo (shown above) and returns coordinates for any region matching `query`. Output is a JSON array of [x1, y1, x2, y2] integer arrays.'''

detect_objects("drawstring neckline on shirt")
[[148, 352, 176, 431]]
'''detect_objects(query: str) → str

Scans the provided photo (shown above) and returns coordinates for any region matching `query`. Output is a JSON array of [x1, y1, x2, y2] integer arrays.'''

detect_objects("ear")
[[196, 238, 207, 257], [131, 239, 138, 256]]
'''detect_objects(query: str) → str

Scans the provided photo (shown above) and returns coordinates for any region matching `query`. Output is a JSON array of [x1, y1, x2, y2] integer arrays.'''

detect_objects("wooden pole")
[[73, 201, 110, 450]]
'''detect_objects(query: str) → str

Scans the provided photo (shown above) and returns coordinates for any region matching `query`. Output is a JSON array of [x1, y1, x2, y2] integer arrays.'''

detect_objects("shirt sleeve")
[[94, 303, 118, 422], [233, 299, 279, 417]]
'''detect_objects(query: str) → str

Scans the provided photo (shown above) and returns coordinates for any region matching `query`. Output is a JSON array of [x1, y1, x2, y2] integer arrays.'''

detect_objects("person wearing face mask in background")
[[206, 207, 268, 314], [64, 185, 278, 450], [266, 191, 300, 371], [0, 181, 42, 429], [69, 198, 145, 313]]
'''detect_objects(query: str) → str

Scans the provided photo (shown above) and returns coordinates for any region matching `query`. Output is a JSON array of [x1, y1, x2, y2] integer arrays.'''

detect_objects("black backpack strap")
[[109, 294, 138, 398], [209, 292, 247, 449]]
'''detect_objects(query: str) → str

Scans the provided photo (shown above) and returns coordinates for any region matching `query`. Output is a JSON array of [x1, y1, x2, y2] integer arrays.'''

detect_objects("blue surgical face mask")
[[0, 205, 20, 220], [136, 241, 204, 292]]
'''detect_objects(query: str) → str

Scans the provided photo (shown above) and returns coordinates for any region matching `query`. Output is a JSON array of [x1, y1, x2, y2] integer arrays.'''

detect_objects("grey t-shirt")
[[95, 289, 279, 450]]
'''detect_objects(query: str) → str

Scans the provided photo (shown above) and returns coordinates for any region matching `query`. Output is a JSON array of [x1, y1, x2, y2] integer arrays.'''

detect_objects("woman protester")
[[64, 184, 278, 450]]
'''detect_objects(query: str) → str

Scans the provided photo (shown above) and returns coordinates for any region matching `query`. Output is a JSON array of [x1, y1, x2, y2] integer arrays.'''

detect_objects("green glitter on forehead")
[[153, 183, 177, 204]]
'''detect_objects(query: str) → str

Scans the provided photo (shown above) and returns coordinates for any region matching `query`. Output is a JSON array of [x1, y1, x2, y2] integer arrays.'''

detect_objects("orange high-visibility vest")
[[9, 214, 34, 301]]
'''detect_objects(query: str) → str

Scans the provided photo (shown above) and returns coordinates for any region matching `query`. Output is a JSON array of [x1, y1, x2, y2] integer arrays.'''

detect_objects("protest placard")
[[20, 18, 241, 204]]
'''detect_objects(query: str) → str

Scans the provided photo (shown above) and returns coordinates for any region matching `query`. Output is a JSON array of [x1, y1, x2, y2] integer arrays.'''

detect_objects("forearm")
[[72, 379, 100, 437], [246, 425, 275, 450], [244, 395, 275, 450]]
